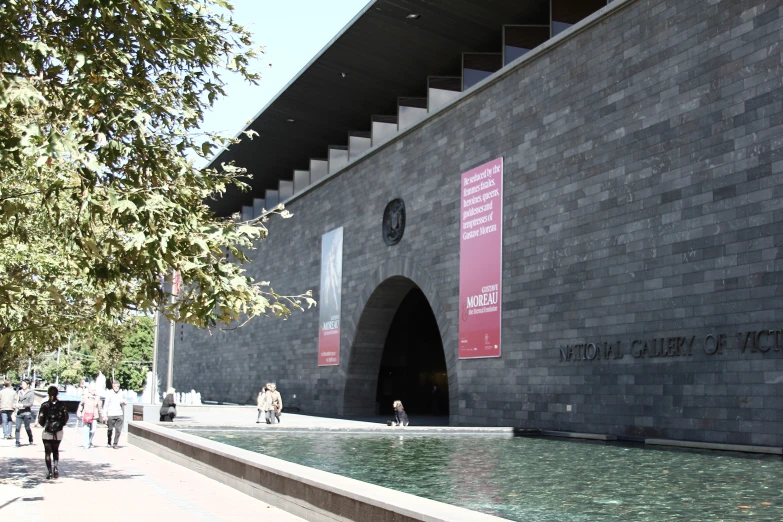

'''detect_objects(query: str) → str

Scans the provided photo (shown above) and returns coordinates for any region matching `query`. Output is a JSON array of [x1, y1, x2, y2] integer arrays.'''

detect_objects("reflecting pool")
[[183, 430, 783, 521]]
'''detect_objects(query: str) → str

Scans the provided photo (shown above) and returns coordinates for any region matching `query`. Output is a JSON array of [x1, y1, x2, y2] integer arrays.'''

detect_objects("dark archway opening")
[[375, 288, 449, 417]]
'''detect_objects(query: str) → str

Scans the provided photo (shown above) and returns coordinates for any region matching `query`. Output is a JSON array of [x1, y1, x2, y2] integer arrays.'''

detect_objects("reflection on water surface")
[[183, 430, 783, 521]]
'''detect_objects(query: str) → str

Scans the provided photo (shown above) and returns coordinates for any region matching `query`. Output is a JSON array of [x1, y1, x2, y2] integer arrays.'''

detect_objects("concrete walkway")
[[170, 404, 453, 429], [0, 405, 492, 521], [0, 417, 304, 521]]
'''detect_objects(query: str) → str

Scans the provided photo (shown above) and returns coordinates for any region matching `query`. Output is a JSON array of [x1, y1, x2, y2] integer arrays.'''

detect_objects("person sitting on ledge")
[[160, 388, 177, 422], [393, 400, 409, 427]]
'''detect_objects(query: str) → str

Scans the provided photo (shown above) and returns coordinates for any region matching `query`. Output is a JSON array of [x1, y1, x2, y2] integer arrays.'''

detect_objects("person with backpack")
[[38, 385, 69, 479]]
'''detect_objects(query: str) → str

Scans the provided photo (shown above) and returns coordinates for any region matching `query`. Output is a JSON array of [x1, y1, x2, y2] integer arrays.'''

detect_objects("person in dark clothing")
[[38, 386, 69, 479], [159, 388, 177, 422], [393, 400, 409, 426], [15, 380, 34, 446]]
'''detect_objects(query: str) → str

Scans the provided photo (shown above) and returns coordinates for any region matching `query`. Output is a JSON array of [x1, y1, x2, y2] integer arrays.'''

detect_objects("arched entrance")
[[375, 287, 449, 416], [339, 259, 455, 422]]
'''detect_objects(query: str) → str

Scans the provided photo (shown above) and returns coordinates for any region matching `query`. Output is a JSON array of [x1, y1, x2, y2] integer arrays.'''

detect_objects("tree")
[[113, 316, 154, 391], [59, 358, 84, 385], [0, 0, 315, 365], [40, 353, 82, 386], [71, 316, 155, 392], [37, 316, 153, 391]]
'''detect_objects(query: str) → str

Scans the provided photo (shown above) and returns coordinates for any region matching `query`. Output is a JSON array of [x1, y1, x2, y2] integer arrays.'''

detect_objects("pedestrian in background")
[[103, 380, 127, 449], [159, 388, 177, 422], [38, 386, 68, 479], [77, 384, 102, 448], [393, 400, 409, 427], [15, 380, 35, 446], [270, 383, 283, 424], [256, 385, 266, 424], [95, 371, 107, 397], [260, 383, 278, 425], [430, 384, 439, 415], [0, 380, 15, 439]]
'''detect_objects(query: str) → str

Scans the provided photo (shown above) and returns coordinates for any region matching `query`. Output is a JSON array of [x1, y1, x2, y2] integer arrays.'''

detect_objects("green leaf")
[[112, 199, 138, 215], [0, 0, 315, 368]]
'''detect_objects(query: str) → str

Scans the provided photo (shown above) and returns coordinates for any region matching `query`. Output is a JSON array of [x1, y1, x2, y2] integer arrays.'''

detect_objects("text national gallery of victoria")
[[157, 0, 783, 448]]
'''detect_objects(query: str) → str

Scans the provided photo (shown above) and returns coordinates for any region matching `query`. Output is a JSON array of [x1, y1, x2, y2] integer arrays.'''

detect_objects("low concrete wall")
[[128, 421, 509, 522]]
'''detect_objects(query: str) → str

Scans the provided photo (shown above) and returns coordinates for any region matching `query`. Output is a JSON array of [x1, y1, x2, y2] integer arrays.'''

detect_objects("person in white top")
[[0, 381, 16, 439], [95, 371, 107, 397], [103, 381, 127, 449]]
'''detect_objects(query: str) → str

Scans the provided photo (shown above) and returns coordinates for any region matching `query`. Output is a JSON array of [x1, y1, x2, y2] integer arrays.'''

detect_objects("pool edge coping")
[[644, 438, 783, 455], [165, 408, 783, 455], [159, 421, 783, 455], [128, 421, 512, 522]]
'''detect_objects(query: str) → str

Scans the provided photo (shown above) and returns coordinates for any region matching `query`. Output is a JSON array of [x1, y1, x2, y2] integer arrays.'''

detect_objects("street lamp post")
[[166, 270, 181, 393], [151, 311, 160, 404]]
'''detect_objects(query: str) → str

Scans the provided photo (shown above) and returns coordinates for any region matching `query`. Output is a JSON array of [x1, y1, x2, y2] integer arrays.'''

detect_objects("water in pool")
[[183, 430, 782, 521]]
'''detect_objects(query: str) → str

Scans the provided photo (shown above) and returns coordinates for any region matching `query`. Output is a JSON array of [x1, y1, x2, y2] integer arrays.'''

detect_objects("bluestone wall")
[[160, 0, 783, 446]]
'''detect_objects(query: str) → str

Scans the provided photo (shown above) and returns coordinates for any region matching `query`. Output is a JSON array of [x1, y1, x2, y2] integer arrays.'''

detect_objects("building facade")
[[158, 0, 783, 446]]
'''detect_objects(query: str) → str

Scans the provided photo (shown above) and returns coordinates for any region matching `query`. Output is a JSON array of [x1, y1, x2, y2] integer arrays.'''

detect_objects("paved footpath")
[[0, 406, 462, 520], [0, 419, 304, 521], [170, 404, 450, 429]]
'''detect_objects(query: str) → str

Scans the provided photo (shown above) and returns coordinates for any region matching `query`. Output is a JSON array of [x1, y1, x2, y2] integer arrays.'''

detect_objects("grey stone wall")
[[161, 0, 783, 445]]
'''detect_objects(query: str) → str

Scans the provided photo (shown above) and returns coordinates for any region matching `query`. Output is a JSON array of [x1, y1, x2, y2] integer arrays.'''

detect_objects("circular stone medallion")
[[382, 199, 406, 245]]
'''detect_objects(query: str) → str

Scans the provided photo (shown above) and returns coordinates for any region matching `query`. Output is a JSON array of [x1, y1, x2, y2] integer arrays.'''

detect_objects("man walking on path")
[[1, 380, 16, 439], [15, 380, 34, 447], [103, 380, 126, 448]]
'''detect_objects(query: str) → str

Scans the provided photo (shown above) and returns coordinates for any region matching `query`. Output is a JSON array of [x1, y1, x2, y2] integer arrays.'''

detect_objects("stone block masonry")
[[160, 0, 783, 446]]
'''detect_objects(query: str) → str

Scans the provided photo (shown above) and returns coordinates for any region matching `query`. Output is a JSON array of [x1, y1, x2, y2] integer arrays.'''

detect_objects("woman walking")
[[159, 388, 177, 422], [77, 384, 103, 448], [38, 386, 69, 479]]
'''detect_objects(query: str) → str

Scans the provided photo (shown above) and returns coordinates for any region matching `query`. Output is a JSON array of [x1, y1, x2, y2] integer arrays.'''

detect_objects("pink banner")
[[459, 157, 503, 359], [318, 227, 343, 366]]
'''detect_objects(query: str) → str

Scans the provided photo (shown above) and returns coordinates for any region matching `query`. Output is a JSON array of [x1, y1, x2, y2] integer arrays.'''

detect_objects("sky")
[[200, 0, 372, 145]]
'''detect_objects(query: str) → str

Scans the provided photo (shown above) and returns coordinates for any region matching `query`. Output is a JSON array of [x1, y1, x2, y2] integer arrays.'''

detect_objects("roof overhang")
[[207, 0, 550, 217]]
